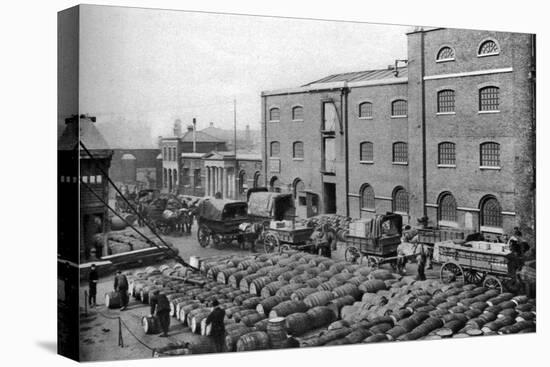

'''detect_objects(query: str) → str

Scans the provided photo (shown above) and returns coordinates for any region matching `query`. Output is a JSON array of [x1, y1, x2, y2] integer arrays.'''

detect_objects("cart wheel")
[[483, 275, 503, 294], [263, 232, 279, 254], [367, 256, 379, 269], [197, 225, 210, 248], [440, 262, 464, 284], [344, 246, 360, 264], [212, 235, 222, 249], [464, 269, 485, 285]]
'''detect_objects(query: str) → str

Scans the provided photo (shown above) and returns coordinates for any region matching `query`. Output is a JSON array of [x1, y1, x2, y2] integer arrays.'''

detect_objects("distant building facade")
[[261, 28, 535, 243]]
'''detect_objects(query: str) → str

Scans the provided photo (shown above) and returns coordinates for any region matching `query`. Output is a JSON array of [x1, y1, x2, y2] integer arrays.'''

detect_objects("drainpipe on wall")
[[262, 95, 268, 187], [342, 86, 350, 217], [420, 30, 428, 220]]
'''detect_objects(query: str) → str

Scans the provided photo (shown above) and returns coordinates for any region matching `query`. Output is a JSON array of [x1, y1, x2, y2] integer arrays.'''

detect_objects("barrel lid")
[[269, 317, 285, 322]]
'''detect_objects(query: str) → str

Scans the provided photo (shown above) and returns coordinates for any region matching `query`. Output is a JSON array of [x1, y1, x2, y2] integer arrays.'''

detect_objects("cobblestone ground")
[[78, 223, 440, 361]]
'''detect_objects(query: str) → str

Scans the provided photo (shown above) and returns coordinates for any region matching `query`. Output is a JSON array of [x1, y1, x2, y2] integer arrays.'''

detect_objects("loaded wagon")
[[195, 198, 250, 248], [247, 191, 315, 253], [344, 213, 403, 268], [433, 240, 515, 293]]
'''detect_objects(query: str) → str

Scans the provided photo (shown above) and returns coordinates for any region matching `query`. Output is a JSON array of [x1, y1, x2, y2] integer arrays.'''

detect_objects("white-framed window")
[[292, 106, 304, 121], [269, 107, 280, 122], [391, 99, 407, 117], [96, 175, 102, 184], [393, 187, 409, 214], [478, 39, 500, 57], [480, 142, 500, 168], [480, 196, 502, 229], [392, 142, 408, 164], [293, 141, 304, 159], [436, 46, 455, 62], [437, 89, 455, 113], [270, 141, 280, 157], [479, 86, 500, 112], [358, 102, 373, 119], [438, 142, 456, 166], [360, 184, 375, 210], [360, 142, 374, 163], [82, 176, 88, 183], [438, 192, 457, 223]]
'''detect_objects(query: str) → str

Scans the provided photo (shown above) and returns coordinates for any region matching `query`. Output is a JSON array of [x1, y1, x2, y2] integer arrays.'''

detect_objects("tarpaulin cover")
[[247, 192, 295, 220], [196, 198, 247, 221]]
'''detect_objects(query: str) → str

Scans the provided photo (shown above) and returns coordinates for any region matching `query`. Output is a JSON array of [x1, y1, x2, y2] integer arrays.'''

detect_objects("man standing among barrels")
[[205, 299, 226, 353], [88, 264, 98, 308], [113, 269, 129, 311], [150, 290, 171, 337]]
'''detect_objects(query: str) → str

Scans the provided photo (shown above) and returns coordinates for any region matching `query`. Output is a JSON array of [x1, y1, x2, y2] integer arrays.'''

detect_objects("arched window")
[[479, 86, 499, 111], [393, 187, 409, 213], [391, 99, 407, 117], [478, 39, 499, 56], [238, 170, 247, 194], [293, 141, 304, 159], [480, 142, 500, 167], [293, 178, 305, 199], [438, 142, 456, 165], [292, 106, 304, 121], [436, 46, 455, 61], [438, 192, 457, 223], [359, 102, 373, 118], [269, 107, 280, 121], [392, 142, 408, 164], [163, 168, 168, 188], [437, 90, 455, 113], [270, 176, 281, 192], [360, 142, 374, 162], [480, 196, 502, 228], [360, 184, 375, 210], [253, 171, 262, 188], [270, 141, 280, 157]]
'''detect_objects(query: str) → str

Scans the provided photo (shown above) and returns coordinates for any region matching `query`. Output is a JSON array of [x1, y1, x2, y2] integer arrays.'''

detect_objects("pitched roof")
[[58, 116, 111, 152], [303, 67, 408, 86]]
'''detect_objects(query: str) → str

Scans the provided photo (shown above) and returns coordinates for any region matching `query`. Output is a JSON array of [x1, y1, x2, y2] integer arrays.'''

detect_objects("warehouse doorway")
[[323, 183, 336, 214]]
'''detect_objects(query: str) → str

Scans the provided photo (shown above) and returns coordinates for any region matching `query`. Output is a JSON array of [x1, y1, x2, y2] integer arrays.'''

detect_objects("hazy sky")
[[79, 5, 409, 144]]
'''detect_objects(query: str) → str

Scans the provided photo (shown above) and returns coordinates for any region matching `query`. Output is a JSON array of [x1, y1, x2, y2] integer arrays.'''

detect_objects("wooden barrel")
[[234, 293, 256, 305], [269, 300, 309, 318], [225, 305, 245, 319], [304, 277, 323, 288], [170, 296, 193, 316], [216, 268, 239, 284], [239, 274, 263, 292], [284, 313, 312, 336], [278, 269, 303, 282], [363, 334, 389, 343], [241, 296, 262, 310], [275, 283, 307, 298], [191, 309, 212, 334], [317, 280, 343, 292], [187, 308, 209, 329], [178, 302, 202, 323], [236, 331, 271, 351], [358, 280, 387, 293], [261, 280, 289, 298], [227, 271, 251, 288], [249, 276, 275, 296], [142, 316, 160, 334], [254, 318, 270, 332], [290, 287, 317, 302], [257, 295, 287, 315], [233, 309, 257, 323], [105, 291, 121, 309], [306, 306, 337, 328], [304, 291, 335, 308], [346, 328, 373, 343], [332, 284, 361, 300], [289, 273, 313, 284], [241, 312, 266, 327], [267, 317, 288, 348], [225, 326, 255, 352], [327, 295, 356, 318]]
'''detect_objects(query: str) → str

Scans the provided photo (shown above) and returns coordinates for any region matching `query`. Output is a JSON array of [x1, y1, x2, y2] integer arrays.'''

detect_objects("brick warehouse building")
[[261, 27, 535, 243]]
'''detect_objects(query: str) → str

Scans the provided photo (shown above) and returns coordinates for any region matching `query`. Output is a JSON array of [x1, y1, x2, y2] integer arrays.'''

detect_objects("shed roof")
[[302, 67, 408, 86]]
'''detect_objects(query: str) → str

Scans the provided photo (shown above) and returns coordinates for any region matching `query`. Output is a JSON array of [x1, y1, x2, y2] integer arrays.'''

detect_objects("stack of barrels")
[[123, 251, 535, 353]]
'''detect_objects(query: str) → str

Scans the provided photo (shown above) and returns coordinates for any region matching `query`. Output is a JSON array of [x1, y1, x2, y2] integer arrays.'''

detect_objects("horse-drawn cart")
[[433, 240, 513, 293], [195, 198, 250, 248], [247, 192, 315, 253], [344, 213, 403, 268]]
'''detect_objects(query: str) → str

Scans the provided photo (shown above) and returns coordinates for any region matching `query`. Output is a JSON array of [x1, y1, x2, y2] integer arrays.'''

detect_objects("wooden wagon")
[[433, 240, 513, 293], [247, 191, 314, 253], [344, 213, 403, 268], [195, 198, 251, 248]]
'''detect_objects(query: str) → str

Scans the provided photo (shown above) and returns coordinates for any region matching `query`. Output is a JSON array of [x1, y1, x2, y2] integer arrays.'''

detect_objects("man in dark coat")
[[205, 299, 226, 353], [150, 290, 171, 337], [113, 270, 129, 311], [88, 264, 98, 307]]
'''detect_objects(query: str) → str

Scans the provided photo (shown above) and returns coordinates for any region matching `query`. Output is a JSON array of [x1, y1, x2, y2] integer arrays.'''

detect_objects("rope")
[[95, 308, 156, 352], [79, 141, 196, 270]]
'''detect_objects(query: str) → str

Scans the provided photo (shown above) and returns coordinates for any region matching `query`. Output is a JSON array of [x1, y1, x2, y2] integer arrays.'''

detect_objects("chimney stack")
[[173, 119, 182, 137], [209, 122, 214, 127], [193, 118, 197, 153]]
